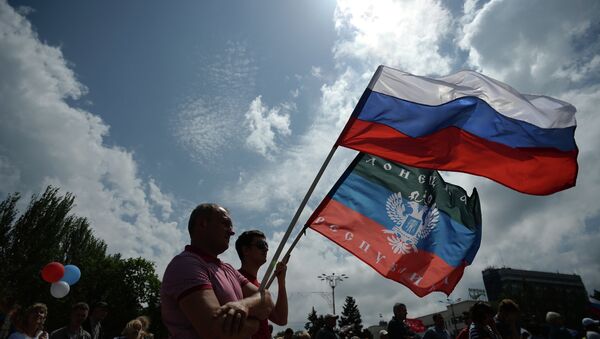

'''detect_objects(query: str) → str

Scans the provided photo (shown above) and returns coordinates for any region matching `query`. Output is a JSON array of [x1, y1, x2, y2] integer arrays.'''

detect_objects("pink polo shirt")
[[160, 245, 249, 338]]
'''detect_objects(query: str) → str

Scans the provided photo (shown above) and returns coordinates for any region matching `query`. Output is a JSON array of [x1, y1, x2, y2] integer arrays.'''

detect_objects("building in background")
[[482, 267, 589, 328]]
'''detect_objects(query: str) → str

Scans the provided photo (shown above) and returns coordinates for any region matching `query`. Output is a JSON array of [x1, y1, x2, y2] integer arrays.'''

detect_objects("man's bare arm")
[[268, 262, 288, 325], [179, 289, 259, 339], [241, 282, 275, 320]]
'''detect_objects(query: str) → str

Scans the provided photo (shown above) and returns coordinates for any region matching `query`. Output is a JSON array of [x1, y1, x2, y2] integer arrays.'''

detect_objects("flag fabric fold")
[[337, 65, 578, 195], [307, 153, 482, 297]]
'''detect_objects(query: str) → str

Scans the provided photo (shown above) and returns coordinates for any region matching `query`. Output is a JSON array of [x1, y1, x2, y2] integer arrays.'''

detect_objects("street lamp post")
[[317, 273, 348, 315]]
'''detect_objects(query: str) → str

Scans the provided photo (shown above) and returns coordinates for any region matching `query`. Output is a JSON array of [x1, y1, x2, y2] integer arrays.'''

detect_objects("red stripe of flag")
[[338, 119, 578, 195]]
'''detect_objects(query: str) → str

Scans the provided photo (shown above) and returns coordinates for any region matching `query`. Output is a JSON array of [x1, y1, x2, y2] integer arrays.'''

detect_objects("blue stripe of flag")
[[331, 172, 481, 266], [359, 91, 576, 152]]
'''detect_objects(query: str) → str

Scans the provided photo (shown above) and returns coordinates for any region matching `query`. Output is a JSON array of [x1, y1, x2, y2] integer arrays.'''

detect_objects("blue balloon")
[[61, 264, 81, 286]]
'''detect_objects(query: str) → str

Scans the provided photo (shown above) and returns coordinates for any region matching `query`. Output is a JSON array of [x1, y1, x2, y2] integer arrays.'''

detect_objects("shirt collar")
[[185, 245, 221, 264]]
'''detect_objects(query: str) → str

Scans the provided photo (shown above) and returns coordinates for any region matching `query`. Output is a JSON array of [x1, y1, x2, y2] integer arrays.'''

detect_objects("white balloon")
[[50, 281, 70, 298]]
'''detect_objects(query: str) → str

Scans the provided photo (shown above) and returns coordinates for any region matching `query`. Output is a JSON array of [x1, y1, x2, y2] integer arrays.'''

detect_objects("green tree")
[[0, 186, 165, 337], [338, 296, 363, 336], [305, 307, 325, 337]]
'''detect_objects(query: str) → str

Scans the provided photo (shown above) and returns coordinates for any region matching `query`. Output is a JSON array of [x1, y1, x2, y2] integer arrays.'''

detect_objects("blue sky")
[[1, 0, 600, 331]]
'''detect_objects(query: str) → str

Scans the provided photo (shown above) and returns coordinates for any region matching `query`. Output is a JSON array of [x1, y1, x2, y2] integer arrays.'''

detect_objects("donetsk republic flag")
[[307, 153, 482, 297]]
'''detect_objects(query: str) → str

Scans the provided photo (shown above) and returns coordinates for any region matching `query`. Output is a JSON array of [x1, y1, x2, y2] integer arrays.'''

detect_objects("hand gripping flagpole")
[[259, 144, 338, 292]]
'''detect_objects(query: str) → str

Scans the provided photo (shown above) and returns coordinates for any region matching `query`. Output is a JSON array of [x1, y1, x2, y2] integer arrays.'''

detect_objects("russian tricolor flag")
[[337, 66, 578, 195]]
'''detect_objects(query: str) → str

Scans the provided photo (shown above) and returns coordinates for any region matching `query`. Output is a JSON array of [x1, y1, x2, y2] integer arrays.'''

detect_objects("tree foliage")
[[338, 296, 363, 336], [305, 307, 325, 337], [0, 186, 164, 337]]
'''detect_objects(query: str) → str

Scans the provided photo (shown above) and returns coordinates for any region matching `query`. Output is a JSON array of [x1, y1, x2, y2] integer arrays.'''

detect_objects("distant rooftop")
[[482, 267, 584, 286]]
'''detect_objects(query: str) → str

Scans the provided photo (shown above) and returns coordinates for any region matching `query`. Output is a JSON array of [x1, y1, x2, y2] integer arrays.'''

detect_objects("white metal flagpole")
[[264, 224, 308, 289], [259, 144, 338, 291]]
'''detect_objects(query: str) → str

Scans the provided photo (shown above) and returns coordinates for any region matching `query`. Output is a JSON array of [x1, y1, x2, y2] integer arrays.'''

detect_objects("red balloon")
[[41, 262, 65, 283]]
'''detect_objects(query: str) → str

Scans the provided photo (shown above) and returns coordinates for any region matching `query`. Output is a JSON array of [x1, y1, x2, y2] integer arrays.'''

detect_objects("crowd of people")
[[158, 202, 599, 339], [377, 301, 599, 339], [0, 299, 153, 339], [2, 202, 598, 339]]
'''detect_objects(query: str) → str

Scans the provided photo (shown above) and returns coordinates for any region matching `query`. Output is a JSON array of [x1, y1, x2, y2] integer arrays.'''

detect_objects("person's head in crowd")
[[296, 330, 311, 338], [136, 315, 151, 332], [582, 318, 599, 332], [13, 303, 47, 335], [69, 302, 89, 328], [393, 303, 408, 321], [90, 301, 108, 321], [497, 299, 520, 322], [122, 319, 145, 339], [433, 313, 445, 329], [380, 329, 390, 339], [545, 312, 563, 326], [470, 302, 494, 325], [324, 314, 338, 329], [520, 328, 531, 339], [188, 203, 234, 256], [235, 230, 268, 267], [283, 327, 294, 339]]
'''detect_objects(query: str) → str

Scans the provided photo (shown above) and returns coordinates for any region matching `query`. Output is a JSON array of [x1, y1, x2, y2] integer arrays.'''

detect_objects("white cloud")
[[333, 0, 454, 75], [0, 1, 184, 273], [459, 0, 600, 92], [244, 95, 292, 158], [173, 96, 242, 163], [311, 66, 323, 78], [221, 68, 361, 216], [172, 41, 258, 163], [148, 178, 174, 220]]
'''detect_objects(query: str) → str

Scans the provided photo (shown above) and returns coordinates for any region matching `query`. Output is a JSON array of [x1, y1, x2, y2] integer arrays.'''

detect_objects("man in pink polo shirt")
[[161, 203, 274, 338], [235, 230, 288, 339]]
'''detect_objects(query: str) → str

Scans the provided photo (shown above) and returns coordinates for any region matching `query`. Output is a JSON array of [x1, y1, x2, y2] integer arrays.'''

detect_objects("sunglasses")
[[251, 240, 269, 251]]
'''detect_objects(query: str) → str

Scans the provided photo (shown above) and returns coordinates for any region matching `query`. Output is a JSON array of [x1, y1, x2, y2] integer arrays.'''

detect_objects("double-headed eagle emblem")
[[384, 192, 440, 254]]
